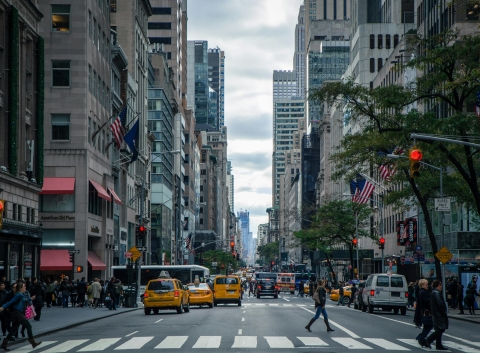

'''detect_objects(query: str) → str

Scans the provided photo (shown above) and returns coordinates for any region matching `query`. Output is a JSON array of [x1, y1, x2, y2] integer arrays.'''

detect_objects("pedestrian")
[[1, 278, 10, 292], [87, 279, 102, 309], [45, 280, 55, 308], [337, 283, 345, 306], [0, 283, 9, 337], [422, 280, 448, 350], [348, 283, 357, 308], [457, 281, 465, 315], [31, 280, 45, 321], [0, 280, 42, 350], [309, 281, 314, 299], [297, 281, 305, 297], [77, 277, 87, 308], [407, 282, 415, 308], [114, 279, 122, 309], [305, 279, 334, 333], [106, 277, 117, 310], [414, 279, 433, 347], [3, 283, 16, 341], [59, 277, 71, 308], [70, 280, 77, 308], [466, 275, 479, 315], [249, 280, 254, 297]]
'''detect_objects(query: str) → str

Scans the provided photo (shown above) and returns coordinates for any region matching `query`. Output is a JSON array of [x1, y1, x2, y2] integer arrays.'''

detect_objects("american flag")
[[110, 106, 127, 149], [353, 178, 375, 204], [379, 164, 395, 180]]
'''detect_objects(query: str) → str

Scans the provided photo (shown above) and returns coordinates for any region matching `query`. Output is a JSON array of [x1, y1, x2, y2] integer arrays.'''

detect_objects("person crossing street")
[[422, 280, 448, 350], [305, 280, 334, 333]]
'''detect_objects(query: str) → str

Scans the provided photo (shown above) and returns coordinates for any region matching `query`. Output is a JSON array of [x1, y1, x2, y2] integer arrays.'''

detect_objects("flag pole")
[[91, 98, 132, 142]]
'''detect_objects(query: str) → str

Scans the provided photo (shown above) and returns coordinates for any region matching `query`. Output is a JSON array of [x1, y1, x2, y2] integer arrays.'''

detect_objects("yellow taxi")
[[187, 282, 214, 308], [143, 271, 190, 315], [329, 285, 352, 305], [213, 275, 242, 306]]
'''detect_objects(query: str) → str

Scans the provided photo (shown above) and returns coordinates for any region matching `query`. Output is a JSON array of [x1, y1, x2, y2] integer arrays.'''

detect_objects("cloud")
[[188, 0, 303, 236]]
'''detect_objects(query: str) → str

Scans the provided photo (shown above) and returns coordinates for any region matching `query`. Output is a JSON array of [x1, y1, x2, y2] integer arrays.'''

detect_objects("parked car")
[[361, 274, 408, 315]]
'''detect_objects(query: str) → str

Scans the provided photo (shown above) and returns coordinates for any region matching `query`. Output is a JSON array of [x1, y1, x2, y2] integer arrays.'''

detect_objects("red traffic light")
[[271, 261, 274, 265], [379, 238, 385, 244], [352, 238, 358, 245], [409, 149, 422, 161], [0, 201, 4, 212], [139, 225, 145, 232], [230, 241, 235, 247]]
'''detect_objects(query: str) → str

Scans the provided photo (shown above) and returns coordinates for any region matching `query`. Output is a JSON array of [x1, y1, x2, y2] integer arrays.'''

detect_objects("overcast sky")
[[188, 0, 303, 238]]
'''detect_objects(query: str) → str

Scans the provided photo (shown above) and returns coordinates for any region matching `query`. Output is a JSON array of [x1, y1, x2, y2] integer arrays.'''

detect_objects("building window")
[[88, 11, 92, 38], [370, 58, 375, 73], [385, 34, 391, 49], [98, 25, 101, 50], [52, 60, 70, 87], [88, 182, 102, 216], [88, 65, 92, 92], [377, 58, 383, 71], [200, 207, 203, 214], [393, 34, 399, 48], [51, 5, 70, 32], [17, 205, 22, 222], [370, 34, 375, 49], [93, 18, 97, 44], [51, 114, 70, 140], [110, 0, 117, 12], [378, 35, 383, 49], [333, 0, 337, 19], [88, 117, 92, 144], [199, 218, 203, 225], [149, 37, 172, 45], [148, 22, 172, 30], [152, 7, 171, 15], [183, 175, 189, 183], [93, 71, 97, 97]]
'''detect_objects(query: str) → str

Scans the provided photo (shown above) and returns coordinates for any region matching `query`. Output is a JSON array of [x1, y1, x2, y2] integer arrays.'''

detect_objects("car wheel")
[[400, 307, 407, 315], [184, 301, 190, 313], [144, 308, 151, 315], [176, 304, 183, 314], [214, 302, 218, 307], [153, 308, 159, 315], [393, 308, 399, 315], [238, 300, 242, 306], [208, 303, 213, 308], [368, 301, 374, 314], [343, 297, 350, 305]]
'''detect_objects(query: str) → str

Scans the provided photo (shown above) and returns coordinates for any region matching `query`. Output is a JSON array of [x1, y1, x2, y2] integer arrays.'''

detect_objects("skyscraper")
[[294, 4, 306, 98], [208, 48, 225, 128]]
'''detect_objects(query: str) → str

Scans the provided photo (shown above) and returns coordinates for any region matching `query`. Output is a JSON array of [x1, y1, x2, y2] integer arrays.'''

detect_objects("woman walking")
[[0, 280, 42, 351], [414, 279, 433, 347], [305, 280, 335, 333]]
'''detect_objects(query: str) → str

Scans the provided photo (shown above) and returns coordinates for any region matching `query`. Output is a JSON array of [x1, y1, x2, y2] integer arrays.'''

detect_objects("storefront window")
[[0, 243, 5, 280], [10, 247, 19, 280], [23, 245, 34, 279]]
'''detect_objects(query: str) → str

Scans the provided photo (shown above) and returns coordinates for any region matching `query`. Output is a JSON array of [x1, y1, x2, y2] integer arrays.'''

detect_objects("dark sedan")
[[256, 279, 279, 299]]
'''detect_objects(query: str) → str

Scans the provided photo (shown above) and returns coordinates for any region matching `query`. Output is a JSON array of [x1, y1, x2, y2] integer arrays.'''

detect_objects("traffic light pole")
[[355, 213, 359, 279]]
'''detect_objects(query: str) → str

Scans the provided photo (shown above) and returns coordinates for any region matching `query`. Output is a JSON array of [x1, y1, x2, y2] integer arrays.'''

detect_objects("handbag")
[[312, 290, 321, 304], [25, 305, 36, 320]]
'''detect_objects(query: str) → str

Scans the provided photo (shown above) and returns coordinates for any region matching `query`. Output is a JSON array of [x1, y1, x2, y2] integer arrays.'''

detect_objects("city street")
[[4, 294, 479, 352]]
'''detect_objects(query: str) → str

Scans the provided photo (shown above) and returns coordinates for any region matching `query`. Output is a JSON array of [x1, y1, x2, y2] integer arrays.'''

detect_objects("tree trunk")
[[324, 252, 337, 285], [349, 245, 354, 280]]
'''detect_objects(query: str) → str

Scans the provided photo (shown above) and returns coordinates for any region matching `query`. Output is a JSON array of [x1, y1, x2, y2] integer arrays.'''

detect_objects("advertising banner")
[[397, 218, 417, 246]]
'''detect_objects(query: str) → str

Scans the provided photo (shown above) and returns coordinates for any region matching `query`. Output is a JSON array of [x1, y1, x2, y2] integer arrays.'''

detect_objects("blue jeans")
[[313, 306, 328, 320], [62, 293, 69, 308]]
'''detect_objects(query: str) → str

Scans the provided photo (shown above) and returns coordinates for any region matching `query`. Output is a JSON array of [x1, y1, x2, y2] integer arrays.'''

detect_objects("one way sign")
[[434, 198, 451, 212]]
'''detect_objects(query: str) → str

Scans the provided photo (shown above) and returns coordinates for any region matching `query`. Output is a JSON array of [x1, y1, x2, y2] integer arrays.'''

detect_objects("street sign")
[[124, 252, 132, 258], [137, 247, 147, 251], [416, 245, 422, 252], [435, 246, 453, 264], [211, 262, 217, 267], [128, 246, 142, 262], [434, 198, 451, 212], [68, 250, 80, 254]]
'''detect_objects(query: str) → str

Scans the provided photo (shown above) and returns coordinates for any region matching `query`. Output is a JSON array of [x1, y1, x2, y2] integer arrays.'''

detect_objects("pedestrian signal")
[[409, 147, 422, 178], [76, 266, 83, 273], [69, 253, 74, 263], [0, 200, 4, 230]]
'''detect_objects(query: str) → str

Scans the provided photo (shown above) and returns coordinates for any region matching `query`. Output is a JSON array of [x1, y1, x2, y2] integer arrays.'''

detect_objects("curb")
[[407, 308, 480, 325], [10, 307, 140, 346]]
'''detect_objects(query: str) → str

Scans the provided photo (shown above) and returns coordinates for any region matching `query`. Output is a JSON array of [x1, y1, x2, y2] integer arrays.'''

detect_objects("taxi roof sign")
[[435, 246, 453, 264]]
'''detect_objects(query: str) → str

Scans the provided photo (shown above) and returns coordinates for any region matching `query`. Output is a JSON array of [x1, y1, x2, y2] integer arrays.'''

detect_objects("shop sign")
[[90, 225, 100, 233], [41, 215, 75, 221]]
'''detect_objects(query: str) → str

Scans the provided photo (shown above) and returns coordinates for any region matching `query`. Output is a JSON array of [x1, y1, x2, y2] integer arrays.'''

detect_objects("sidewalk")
[[407, 307, 480, 324]]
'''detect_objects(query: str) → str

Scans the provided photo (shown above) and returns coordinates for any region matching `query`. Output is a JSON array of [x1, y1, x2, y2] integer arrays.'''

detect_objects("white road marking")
[[364, 338, 410, 350], [232, 336, 257, 348], [114, 337, 153, 350], [9, 341, 57, 353], [297, 337, 328, 346], [155, 319, 163, 323], [297, 304, 306, 307], [243, 311, 246, 313], [444, 334, 480, 348], [398, 339, 440, 351], [238, 329, 242, 335], [283, 298, 290, 302], [78, 339, 122, 351], [154, 336, 188, 349], [242, 317, 245, 321], [443, 341, 478, 352], [332, 338, 373, 349], [125, 331, 138, 337], [255, 303, 265, 306], [283, 304, 293, 306], [265, 336, 294, 348], [269, 304, 279, 306], [192, 336, 222, 349], [42, 340, 89, 352], [299, 307, 360, 338]]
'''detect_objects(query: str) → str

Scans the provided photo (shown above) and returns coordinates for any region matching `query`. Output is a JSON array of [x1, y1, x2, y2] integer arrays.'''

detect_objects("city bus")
[[294, 272, 316, 290], [112, 265, 210, 295]]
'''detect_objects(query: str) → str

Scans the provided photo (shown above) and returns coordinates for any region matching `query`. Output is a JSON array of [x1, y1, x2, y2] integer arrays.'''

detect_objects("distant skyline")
[[188, 0, 303, 237]]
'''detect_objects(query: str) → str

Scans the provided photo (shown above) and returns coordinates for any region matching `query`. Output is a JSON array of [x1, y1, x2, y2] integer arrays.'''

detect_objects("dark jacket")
[[314, 287, 326, 308], [430, 288, 448, 330], [299, 282, 305, 292], [414, 288, 430, 326], [107, 281, 116, 297], [32, 283, 46, 307], [59, 280, 71, 294], [77, 280, 87, 294], [339, 286, 344, 296], [0, 290, 8, 306]]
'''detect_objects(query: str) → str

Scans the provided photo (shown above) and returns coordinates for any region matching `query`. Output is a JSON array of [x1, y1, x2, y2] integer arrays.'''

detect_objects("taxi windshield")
[[147, 281, 174, 291]]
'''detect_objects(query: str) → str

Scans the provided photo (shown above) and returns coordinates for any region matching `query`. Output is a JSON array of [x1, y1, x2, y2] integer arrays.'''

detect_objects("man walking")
[[423, 280, 448, 350], [348, 283, 357, 308], [337, 283, 345, 306], [77, 277, 87, 307], [457, 281, 465, 314], [297, 281, 305, 297], [59, 277, 71, 308], [88, 278, 102, 309], [0, 283, 9, 336]]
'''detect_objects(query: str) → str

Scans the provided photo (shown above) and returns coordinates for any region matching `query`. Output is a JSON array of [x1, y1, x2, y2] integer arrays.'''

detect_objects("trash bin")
[[124, 288, 136, 308]]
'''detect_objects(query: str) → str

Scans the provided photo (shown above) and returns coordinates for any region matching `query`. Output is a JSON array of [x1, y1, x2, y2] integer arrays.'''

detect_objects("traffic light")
[[76, 266, 83, 273], [409, 147, 422, 178], [136, 225, 146, 239], [0, 200, 4, 230], [230, 241, 235, 252], [69, 253, 74, 263], [379, 237, 385, 249], [271, 261, 274, 266], [236, 253, 240, 261], [352, 238, 358, 248], [232, 251, 236, 259]]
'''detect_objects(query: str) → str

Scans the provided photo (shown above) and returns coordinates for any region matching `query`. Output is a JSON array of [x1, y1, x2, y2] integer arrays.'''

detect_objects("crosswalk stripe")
[[265, 336, 294, 349], [269, 304, 279, 306], [10, 341, 57, 353], [78, 338, 122, 351], [397, 339, 434, 351], [42, 340, 89, 352], [232, 336, 257, 348], [192, 336, 221, 349], [283, 304, 293, 306], [332, 338, 373, 349], [114, 337, 153, 350], [443, 341, 477, 352], [364, 338, 410, 350], [155, 336, 188, 349], [297, 337, 328, 346], [254, 304, 265, 306]]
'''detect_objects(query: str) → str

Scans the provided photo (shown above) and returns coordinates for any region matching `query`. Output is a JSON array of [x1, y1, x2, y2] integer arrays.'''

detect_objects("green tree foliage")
[[293, 200, 374, 280], [256, 241, 279, 264], [309, 29, 480, 278], [202, 249, 240, 275]]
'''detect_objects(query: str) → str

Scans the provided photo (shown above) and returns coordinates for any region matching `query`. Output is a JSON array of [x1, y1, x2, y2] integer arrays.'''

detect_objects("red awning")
[[40, 250, 72, 271], [88, 251, 106, 270], [40, 178, 75, 195], [89, 180, 110, 201], [108, 188, 122, 205]]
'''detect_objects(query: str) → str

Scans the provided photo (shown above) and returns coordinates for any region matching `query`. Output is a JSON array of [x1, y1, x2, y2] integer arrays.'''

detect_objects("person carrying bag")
[[305, 280, 335, 333], [0, 280, 41, 351], [414, 279, 433, 347]]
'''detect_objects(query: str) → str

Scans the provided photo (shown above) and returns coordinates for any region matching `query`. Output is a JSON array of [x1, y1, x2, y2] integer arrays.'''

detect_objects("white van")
[[361, 274, 408, 315]]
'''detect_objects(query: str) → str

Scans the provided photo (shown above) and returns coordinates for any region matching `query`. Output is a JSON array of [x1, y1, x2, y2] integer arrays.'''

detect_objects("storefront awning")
[[107, 188, 122, 205], [40, 178, 75, 195], [40, 250, 72, 271], [88, 251, 106, 270], [89, 180, 110, 201]]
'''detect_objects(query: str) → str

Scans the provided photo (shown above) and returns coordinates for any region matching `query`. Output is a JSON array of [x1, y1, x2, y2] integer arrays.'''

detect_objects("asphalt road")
[[5, 293, 480, 352]]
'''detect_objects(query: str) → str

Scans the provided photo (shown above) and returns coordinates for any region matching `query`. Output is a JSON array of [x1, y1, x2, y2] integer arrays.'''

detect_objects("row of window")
[[88, 11, 110, 60], [88, 117, 111, 158], [369, 34, 399, 50], [88, 64, 110, 109], [1, 202, 36, 224]]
